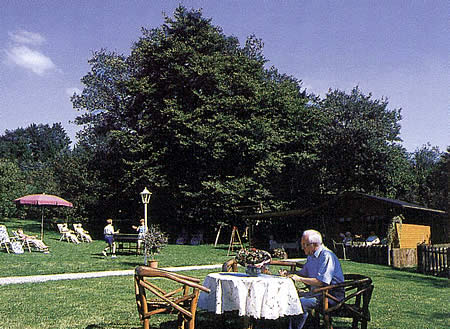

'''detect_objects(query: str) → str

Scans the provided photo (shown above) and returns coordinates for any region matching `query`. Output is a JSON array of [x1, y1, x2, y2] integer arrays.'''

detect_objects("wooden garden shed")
[[246, 191, 448, 253]]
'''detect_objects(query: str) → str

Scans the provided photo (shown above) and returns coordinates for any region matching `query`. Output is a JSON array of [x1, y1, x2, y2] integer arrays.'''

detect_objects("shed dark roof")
[[343, 191, 447, 214], [247, 191, 447, 220]]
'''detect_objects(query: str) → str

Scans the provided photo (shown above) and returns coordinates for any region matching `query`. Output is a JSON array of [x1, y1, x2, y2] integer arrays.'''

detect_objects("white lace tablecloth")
[[198, 272, 302, 320]]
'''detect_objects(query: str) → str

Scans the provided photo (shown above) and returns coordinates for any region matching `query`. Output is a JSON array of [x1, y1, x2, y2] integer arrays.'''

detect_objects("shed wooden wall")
[[396, 223, 430, 248]]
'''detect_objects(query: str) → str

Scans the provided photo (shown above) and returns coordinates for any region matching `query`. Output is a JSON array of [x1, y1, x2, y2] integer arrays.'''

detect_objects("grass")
[[0, 218, 232, 276], [0, 218, 448, 329]]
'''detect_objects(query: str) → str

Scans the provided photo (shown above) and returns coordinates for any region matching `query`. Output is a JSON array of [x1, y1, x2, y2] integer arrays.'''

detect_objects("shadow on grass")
[[381, 269, 449, 289], [402, 308, 450, 322], [85, 323, 140, 329], [120, 261, 145, 267], [83, 313, 386, 329]]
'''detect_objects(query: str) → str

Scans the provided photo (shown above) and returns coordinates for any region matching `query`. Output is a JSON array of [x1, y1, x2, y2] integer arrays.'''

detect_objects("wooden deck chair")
[[312, 274, 374, 329], [73, 223, 92, 242], [57, 223, 80, 244], [12, 230, 31, 252], [13, 230, 49, 253], [134, 266, 210, 329], [0, 225, 14, 253]]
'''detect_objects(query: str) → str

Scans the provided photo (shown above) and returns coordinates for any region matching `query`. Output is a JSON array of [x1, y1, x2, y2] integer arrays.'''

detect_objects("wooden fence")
[[417, 244, 450, 278], [344, 245, 389, 265]]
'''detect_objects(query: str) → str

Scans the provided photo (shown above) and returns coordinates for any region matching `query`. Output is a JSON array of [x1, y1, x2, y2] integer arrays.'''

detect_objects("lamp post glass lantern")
[[140, 187, 152, 229]]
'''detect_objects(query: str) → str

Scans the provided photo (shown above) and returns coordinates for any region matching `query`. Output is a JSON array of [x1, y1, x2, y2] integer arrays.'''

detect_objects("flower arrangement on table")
[[235, 248, 272, 276]]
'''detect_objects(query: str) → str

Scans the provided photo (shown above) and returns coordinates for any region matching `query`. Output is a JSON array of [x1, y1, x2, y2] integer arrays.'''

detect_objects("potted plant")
[[143, 224, 168, 267], [235, 248, 272, 276]]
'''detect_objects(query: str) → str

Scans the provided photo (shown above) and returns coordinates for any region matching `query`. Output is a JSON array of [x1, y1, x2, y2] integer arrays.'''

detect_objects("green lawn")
[[0, 218, 232, 276], [0, 219, 448, 329]]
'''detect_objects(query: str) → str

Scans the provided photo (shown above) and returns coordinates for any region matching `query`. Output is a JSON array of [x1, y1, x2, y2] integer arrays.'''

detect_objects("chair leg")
[[177, 312, 184, 329], [25, 241, 32, 252], [143, 318, 150, 329], [361, 319, 368, 329], [352, 317, 359, 329], [323, 314, 333, 329]]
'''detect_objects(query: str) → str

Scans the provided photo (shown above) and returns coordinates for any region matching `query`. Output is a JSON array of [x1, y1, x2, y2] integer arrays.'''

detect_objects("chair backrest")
[[73, 224, 82, 233], [57, 223, 65, 233], [0, 225, 11, 243], [134, 266, 210, 329], [222, 258, 303, 273], [12, 230, 25, 241], [314, 274, 374, 329]]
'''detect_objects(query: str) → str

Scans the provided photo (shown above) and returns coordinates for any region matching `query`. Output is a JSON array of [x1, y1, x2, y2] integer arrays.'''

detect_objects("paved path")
[[0, 259, 305, 286], [0, 264, 223, 286]]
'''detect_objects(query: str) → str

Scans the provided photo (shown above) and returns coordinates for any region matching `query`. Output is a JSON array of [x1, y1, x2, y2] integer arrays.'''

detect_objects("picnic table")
[[114, 234, 142, 255]]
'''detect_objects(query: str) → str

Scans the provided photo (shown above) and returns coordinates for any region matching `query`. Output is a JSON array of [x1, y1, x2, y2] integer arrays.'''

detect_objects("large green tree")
[[408, 144, 448, 210], [0, 123, 71, 199], [72, 7, 322, 227], [318, 87, 407, 196], [0, 159, 26, 217], [0, 123, 71, 169]]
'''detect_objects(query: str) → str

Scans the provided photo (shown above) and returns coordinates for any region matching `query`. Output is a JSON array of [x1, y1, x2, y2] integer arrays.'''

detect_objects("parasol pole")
[[41, 207, 44, 240]]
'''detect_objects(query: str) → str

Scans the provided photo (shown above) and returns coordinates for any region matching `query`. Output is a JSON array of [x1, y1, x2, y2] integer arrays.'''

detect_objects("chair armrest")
[[135, 266, 210, 293], [222, 258, 238, 272], [312, 275, 372, 294], [269, 259, 304, 272]]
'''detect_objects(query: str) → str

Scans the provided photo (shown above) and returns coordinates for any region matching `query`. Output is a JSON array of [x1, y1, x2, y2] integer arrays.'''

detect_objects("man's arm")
[[279, 270, 325, 287], [290, 274, 324, 287]]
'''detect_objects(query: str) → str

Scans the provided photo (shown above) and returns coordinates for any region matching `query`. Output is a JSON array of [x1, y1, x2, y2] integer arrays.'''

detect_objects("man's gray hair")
[[302, 229, 323, 245]]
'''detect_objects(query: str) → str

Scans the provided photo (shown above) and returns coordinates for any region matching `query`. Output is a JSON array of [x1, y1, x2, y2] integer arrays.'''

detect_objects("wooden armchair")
[[222, 258, 303, 273], [134, 266, 210, 329], [312, 274, 374, 329]]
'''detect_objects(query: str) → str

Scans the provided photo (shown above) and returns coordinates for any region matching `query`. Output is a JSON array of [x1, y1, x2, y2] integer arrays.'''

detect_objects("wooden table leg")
[[242, 316, 255, 329]]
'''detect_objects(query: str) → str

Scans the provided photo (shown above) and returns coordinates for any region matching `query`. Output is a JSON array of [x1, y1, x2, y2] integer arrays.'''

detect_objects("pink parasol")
[[14, 194, 73, 239]]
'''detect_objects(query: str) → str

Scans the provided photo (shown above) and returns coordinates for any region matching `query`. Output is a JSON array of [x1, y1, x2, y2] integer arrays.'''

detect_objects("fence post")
[[417, 245, 423, 274], [447, 247, 450, 278]]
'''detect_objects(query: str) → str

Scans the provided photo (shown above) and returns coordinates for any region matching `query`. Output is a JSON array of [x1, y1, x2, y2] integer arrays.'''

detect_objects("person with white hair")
[[280, 229, 344, 329]]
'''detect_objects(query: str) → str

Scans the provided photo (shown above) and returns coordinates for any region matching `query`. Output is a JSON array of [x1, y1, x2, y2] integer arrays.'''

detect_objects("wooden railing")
[[344, 244, 389, 265], [417, 244, 450, 278]]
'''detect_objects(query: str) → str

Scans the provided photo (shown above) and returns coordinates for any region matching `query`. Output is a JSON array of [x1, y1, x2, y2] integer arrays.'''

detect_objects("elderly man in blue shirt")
[[281, 229, 344, 329]]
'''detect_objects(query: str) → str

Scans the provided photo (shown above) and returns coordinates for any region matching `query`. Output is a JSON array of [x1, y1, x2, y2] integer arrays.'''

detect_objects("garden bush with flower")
[[143, 225, 168, 261]]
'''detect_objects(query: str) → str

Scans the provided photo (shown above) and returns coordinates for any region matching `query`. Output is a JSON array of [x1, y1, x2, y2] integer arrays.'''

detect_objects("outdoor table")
[[113, 234, 142, 255], [198, 272, 302, 328]]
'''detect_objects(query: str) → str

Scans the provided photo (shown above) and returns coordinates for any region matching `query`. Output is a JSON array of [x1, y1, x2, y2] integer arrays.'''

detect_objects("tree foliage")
[[0, 123, 73, 218], [0, 123, 71, 170], [318, 87, 406, 196], [72, 6, 321, 227], [65, 6, 447, 232], [408, 144, 448, 210], [0, 159, 26, 217]]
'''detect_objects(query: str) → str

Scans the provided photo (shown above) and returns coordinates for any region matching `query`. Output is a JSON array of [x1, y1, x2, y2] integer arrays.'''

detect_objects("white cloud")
[[8, 30, 46, 45], [65, 87, 81, 97], [5, 45, 56, 75]]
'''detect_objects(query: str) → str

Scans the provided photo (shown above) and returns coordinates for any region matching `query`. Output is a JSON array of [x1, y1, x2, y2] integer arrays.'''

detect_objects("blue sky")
[[1, 0, 448, 152]]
